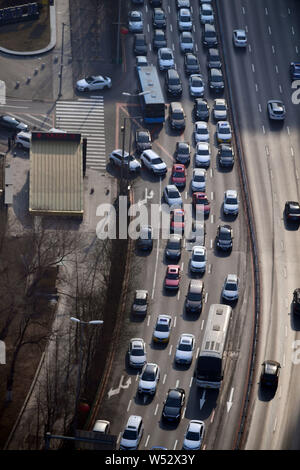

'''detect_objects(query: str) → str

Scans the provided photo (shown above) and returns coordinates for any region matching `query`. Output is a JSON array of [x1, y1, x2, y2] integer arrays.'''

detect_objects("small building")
[[29, 131, 84, 217]]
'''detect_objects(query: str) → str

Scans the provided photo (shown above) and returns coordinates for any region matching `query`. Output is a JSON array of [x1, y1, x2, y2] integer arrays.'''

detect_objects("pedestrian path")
[[55, 98, 106, 170]]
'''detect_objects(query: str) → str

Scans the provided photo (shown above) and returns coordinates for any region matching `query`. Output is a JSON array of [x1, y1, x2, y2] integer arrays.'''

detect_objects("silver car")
[[267, 100, 286, 120], [183, 420, 205, 450], [191, 168, 206, 192], [175, 333, 195, 365], [163, 184, 183, 207], [129, 338, 147, 368], [109, 149, 141, 172], [128, 10, 143, 32], [222, 274, 239, 301]]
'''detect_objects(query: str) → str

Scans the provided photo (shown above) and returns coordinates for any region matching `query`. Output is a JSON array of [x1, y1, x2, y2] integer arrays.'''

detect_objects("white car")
[[179, 31, 194, 53], [76, 75, 111, 91], [183, 420, 205, 450], [200, 3, 214, 24], [223, 189, 239, 215], [128, 10, 143, 32], [195, 142, 211, 167], [233, 29, 247, 47], [129, 338, 147, 368], [138, 363, 160, 394], [189, 74, 204, 97], [152, 314, 172, 343], [222, 274, 239, 301], [175, 333, 195, 365], [109, 149, 141, 172], [213, 98, 228, 121], [216, 121, 232, 143], [194, 121, 209, 143], [267, 100, 286, 120], [191, 168, 206, 192], [163, 184, 183, 207], [141, 149, 167, 176], [190, 246, 207, 273], [120, 415, 143, 450], [177, 8, 192, 31], [158, 47, 175, 70], [16, 131, 31, 149]]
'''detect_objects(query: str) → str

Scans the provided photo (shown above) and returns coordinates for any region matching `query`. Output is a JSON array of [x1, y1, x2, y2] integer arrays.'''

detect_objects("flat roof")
[[29, 132, 83, 217], [138, 65, 165, 105]]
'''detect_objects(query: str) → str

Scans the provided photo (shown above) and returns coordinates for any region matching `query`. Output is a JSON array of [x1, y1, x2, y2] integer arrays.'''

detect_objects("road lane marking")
[[163, 374, 167, 384], [145, 435, 150, 447], [154, 404, 159, 415], [127, 400, 132, 412]]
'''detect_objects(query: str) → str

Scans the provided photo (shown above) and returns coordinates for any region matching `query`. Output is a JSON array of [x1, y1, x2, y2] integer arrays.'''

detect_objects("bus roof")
[[138, 66, 165, 105], [200, 304, 232, 357]]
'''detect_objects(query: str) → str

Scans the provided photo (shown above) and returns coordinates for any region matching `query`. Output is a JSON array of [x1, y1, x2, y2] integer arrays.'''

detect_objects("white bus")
[[195, 304, 232, 389]]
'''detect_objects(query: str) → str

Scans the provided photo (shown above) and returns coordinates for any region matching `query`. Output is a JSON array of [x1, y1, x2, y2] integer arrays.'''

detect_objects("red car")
[[170, 208, 185, 232], [171, 164, 186, 187], [165, 265, 181, 290], [193, 192, 210, 217]]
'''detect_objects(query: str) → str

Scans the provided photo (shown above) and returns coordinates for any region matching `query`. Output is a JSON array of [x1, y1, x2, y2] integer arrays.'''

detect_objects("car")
[[184, 53, 200, 75], [163, 184, 183, 207], [152, 314, 172, 342], [216, 121, 232, 143], [132, 289, 149, 315], [284, 201, 300, 222], [216, 224, 233, 251], [136, 55, 149, 69], [165, 234, 182, 261], [179, 31, 194, 53], [169, 102, 186, 131], [202, 23, 218, 47], [267, 100, 286, 120], [137, 225, 153, 251], [153, 28, 167, 50], [165, 68, 182, 96], [194, 98, 209, 120], [290, 62, 300, 80], [182, 420, 205, 450], [76, 75, 112, 92], [15, 131, 31, 149], [190, 245, 207, 273], [191, 168, 206, 192], [158, 47, 175, 70], [0, 115, 29, 132], [192, 192, 210, 217], [136, 129, 152, 153], [164, 265, 181, 290], [134, 33, 147, 55], [128, 10, 143, 32], [195, 142, 211, 167], [162, 388, 185, 423], [141, 149, 167, 175], [175, 333, 195, 365], [233, 29, 247, 47], [177, 8, 192, 31], [153, 7, 166, 29], [194, 121, 209, 143], [185, 279, 204, 313], [138, 363, 160, 394], [170, 208, 185, 233], [176, 0, 190, 8], [109, 149, 141, 172], [218, 144, 234, 168], [171, 164, 186, 188], [119, 415, 143, 450], [189, 74, 205, 97], [260, 361, 281, 389], [224, 189, 239, 216], [293, 288, 300, 315], [209, 68, 224, 92], [213, 98, 228, 120], [129, 338, 147, 368], [93, 419, 110, 434], [175, 141, 191, 164], [222, 274, 239, 301], [200, 3, 214, 24], [207, 47, 221, 69]]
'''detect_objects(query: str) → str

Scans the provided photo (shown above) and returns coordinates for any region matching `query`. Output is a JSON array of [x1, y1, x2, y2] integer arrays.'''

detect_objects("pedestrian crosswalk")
[[55, 98, 106, 170]]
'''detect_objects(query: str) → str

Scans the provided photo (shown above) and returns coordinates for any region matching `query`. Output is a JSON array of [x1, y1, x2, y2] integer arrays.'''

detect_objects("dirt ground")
[[0, 0, 50, 52]]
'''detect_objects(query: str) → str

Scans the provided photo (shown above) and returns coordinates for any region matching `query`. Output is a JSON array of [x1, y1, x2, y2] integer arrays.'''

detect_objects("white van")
[[15, 131, 31, 149]]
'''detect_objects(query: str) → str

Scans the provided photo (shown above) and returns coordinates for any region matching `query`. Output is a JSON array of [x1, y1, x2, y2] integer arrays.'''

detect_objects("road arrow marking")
[[200, 389, 206, 409], [227, 387, 234, 412], [108, 375, 131, 398]]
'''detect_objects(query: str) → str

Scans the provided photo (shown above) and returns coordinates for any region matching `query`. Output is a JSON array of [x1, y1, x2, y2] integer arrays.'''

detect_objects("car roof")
[[173, 163, 185, 170], [179, 333, 194, 343], [179, 8, 191, 15], [143, 149, 159, 159], [193, 168, 206, 175], [127, 415, 143, 428], [220, 224, 232, 232], [218, 120, 230, 127], [167, 388, 184, 398], [157, 314, 172, 323], [196, 121, 208, 128], [226, 274, 238, 283], [193, 245, 206, 254], [167, 265, 180, 272], [263, 361, 280, 374], [93, 420, 110, 432], [166, 184, 179, 191], [181, 31, 192, 37], [189, 279, 203, 292], [167, 68, 179, 77], [135, 289, 148, 298], [188, 420, 204, 432], [177, 141, 189, 148], [225, 189, 237, 197]]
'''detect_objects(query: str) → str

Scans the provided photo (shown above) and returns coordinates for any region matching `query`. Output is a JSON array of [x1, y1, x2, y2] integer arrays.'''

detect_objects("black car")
[[165, 235, 182, 261], [0, 115, 29, 132], [293, 288, 300, 315], [209, 68, 224, 92], [194, 98, 209, 120], [153, 8, 166, 29], [153, 28, 167, 50], [207, 48, 221, 69], [165, 69, 182, 96], [218, 144, 234, 168], [216, 224, 233, 251], [137, 225, 153, 251], [136, 129, 152, 153], [284, 201, 300, 222], [134, 33, 147, 55], [162, 388, 185, 423], [184, 53, 200, 75], [176, 0, 190, 8], [202, 23, 218, 47], [175, 141, 190, 165], [169, 102, 186, 131], [290, 62, 300, 80], [260, 360, 280, 389]]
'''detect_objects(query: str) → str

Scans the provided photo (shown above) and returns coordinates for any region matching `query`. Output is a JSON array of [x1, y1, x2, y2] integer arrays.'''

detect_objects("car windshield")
[[180, 15, 190, 22], [166, 395, 181, 406], [168, 190, 179, 198], [188, 292, 202, 301], [140, 229, 151, 239], [135, 297, 146, 305], [192, 78, 202, 86], [138, 133, 149, 142], [213, 74, 223, 82], [169, 77, 180, 85], [178, 145, 189, 154], [162, 52, 172, 59], [173, 111, 184, 119], [197, 127, 207, 134], [196, 198, 208, 205], [194, 174, 205, 182], [85, 76, 97, 84], [173, 171, 184, 178], [142, 369, 155, 380], [221, 149, 232, 157], [226, 197, 237, 204], [290, 207, 300, 214], [178, 342, 192, 351], [220, 231, 231, 240], [225, 282, 237, 291], [186, 431, 200, 441], [167, 240, 181, 249], [193, 253, 205, 262], [219, 127, 229, 134], [197, 104, 206, 111], [197, 149, 208, 156], [156, 12, 164, 19], [152, 157, 163, 164], [131, 15, 141, 22], [123, 429, 137, 440], [188, 57, 197, 65], [131, 348, 144, 356], [167, 272, 179, 279], [156, 323, 169, 332], [215, 103, 226, 110]]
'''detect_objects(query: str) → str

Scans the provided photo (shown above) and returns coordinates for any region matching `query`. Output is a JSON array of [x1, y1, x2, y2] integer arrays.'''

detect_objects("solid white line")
[[211, 191, 214, 200], [177, 290, 180, 300], [210, 214, 214, 224], [255, 83, 258, 92], [151, 180, 161, 300], [242, 6, 245, 14], [196, 347, 200, 358], [147, 24, 150, 33], [210, 239, 212, 249], [0, 105, 29, 109], [170, 23, 173, 32], [291, 146, 294, 157], [210, 409, 215, 423]]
